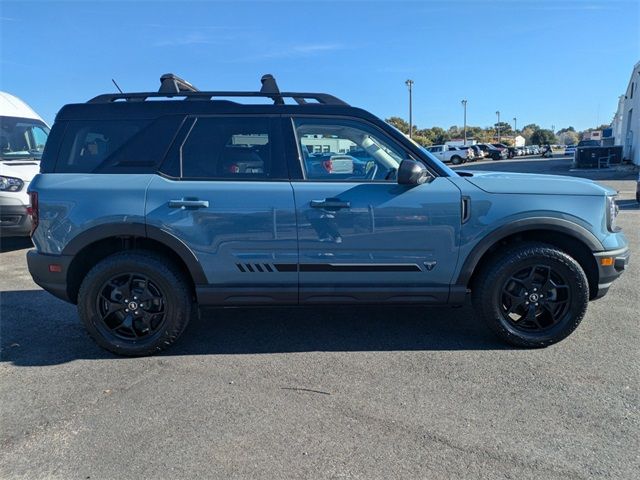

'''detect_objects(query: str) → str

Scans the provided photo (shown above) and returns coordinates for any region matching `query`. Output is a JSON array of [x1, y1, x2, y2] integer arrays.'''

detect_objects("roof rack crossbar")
[[88, 91, 349, 105]]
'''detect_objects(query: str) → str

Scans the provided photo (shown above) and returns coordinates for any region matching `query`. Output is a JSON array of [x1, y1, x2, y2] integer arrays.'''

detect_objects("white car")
[[425, 144, 470, 165], [564, 145, 577, 157], [0, 92, 49, 236]]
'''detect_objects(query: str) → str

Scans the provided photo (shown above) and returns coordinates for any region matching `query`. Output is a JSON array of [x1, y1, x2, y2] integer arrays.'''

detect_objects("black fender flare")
[[61, 222, 208, 284], [455, 217, 603, 286]]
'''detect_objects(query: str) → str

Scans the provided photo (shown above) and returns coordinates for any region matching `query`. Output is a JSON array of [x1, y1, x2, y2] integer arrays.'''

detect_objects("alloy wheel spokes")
[[500, 263, 571, 332], [97, 273, 166, 340]]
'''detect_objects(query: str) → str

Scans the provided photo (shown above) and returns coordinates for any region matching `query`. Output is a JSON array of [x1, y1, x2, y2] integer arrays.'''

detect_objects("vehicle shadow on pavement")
[[0, 290, 506, 366], [0, 237, 32, 253]]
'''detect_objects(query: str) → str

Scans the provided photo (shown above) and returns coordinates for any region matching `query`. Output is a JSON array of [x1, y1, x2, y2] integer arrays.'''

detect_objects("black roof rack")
[[88, 73, 349, 106]]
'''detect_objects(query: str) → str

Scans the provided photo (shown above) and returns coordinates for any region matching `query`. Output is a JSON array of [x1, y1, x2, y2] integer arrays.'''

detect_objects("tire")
[[472, 243, 589, 348], [77, 251, 194, 356], [451, 155, 463, 165]]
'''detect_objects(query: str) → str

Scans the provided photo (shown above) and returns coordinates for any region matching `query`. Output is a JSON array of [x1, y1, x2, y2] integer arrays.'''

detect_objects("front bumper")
[[593, 246, 630, 299], [27, 250, 74, 303], [0, 204, 31, 237]]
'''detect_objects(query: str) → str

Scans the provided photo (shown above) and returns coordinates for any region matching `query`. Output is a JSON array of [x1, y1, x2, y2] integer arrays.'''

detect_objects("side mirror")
[[397, 159, 430, 186]]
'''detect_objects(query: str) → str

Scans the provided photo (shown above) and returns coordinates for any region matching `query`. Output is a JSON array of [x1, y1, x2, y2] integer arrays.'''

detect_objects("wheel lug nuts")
[[533, 288, 537, 292], [125, 308, 129, 312], [525, 301, 529, 305], [535, 303, 539, 306]]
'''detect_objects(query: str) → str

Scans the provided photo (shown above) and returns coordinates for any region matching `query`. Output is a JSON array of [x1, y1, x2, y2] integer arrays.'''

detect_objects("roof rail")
[[88, 73, 349, 106]]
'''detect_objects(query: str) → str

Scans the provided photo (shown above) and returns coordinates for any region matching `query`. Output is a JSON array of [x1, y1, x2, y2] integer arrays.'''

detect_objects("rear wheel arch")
[[461, 221, 601, 299], [64, 224, 206, 303]]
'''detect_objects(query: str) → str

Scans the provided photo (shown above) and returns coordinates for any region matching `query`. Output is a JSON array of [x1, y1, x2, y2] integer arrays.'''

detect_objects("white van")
[[0, 92, 49, 236]]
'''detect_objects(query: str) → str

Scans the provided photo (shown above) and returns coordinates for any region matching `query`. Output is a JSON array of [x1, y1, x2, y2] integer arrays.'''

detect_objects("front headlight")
[[0, 175, 24, 192], [606, 195, 619, 232]]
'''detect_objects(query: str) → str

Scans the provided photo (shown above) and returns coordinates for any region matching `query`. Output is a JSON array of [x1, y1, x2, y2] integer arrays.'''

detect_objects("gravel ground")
[[1, 157, 638, 479]]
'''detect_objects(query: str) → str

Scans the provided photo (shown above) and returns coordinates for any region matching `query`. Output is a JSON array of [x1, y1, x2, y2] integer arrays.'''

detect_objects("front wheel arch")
[[462, 226, 600, 300]]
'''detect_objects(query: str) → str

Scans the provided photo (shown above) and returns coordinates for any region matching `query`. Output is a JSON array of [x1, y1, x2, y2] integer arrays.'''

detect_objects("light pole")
[[496, 110, 501, 142], [461, 99, 468, 145], [405, 80, 414, 139], [513, 117, 517, 133]]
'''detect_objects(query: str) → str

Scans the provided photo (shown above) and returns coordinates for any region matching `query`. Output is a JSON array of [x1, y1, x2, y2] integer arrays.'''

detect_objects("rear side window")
[[179, 116, 285, 180], [55, 120, 149, 173]]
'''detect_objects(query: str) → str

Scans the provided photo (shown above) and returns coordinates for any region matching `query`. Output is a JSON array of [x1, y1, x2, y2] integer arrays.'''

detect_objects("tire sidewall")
[[476, 246, 589, 347]]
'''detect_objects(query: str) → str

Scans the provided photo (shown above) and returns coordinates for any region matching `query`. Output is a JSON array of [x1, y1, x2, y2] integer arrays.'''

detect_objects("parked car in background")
[[467, 144, 485, 160], [425, 144, 470, 164], [476, 143, 507, 160], [564, 145, 577, 156], [453, 145, 476, 161], [0, 92, 49, 237]]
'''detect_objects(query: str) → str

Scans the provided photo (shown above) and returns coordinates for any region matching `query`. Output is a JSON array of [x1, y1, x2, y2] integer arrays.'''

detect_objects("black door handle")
[[310, 198, 351, 209]]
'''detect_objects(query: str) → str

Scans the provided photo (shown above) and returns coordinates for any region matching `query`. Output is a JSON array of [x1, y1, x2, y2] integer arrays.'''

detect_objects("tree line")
[[385, 117, 609, 147]]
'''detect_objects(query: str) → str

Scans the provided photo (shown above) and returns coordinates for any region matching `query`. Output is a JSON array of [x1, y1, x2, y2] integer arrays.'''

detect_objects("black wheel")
[[451, 155, 463, 165], [472, 244, 589, 347], [78, 251, 194, 356]]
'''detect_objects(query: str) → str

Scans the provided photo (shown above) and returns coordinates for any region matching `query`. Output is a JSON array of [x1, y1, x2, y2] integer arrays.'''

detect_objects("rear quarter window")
[[55, 120, 148, 173], [51, 116, 186, 173]]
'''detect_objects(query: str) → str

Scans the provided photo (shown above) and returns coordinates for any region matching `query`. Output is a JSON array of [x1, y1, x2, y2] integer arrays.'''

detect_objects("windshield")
[[0, 116, 50, 160]]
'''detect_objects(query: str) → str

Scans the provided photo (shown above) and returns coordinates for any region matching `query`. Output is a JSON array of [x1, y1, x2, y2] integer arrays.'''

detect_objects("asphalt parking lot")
[[1, 157, 638, 479]]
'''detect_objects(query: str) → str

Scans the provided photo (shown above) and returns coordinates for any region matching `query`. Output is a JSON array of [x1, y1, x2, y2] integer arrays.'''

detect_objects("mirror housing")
[[397, 159, 430, 185]]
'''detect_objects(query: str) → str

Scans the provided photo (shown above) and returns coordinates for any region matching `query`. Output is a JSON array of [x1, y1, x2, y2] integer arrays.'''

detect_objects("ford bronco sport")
[[27, 74, 630, 356]]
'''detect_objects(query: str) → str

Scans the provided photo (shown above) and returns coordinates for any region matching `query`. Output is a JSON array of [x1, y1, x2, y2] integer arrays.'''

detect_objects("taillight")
[[29, 191, 39, 236], [322, 159, 333, 173]]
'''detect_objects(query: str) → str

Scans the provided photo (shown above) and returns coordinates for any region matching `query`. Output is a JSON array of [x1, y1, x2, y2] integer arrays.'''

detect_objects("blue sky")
[[1, 0, 638, 130]]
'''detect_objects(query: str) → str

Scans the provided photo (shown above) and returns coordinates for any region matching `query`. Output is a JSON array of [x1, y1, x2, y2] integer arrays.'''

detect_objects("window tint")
[[293, 118, 409, 182], [180, 117, 282, 179], [56, 120, 148, 173]]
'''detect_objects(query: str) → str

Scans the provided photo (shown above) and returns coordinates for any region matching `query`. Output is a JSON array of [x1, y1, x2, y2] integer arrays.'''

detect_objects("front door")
[[285, 116, 462, 304], [146, 115, 298, 305]]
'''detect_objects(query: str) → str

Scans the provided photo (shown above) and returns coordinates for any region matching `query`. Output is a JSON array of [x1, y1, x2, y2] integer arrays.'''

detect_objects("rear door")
[[284, 116, 462, 304], [145, 115, 298, 305]]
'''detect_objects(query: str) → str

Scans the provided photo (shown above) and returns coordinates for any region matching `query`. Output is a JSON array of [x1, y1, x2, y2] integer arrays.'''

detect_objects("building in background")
[[611, 61, 640, 165]]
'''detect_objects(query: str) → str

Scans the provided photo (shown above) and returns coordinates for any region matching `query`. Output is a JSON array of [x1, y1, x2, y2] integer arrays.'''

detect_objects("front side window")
[[180, 117, 283, 180], [0, 116, 50, 160], [293, 118, 409, 181]]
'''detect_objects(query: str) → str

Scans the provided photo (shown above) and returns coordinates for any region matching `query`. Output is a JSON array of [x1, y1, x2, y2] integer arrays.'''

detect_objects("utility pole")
[[496, 110, 501, 142], [405, 80, 414, 139], [513, 117, 517, 133], [461, 99, 468, 145]]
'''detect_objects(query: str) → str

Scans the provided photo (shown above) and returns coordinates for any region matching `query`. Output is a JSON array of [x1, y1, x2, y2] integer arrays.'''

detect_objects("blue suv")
[[27, 74, 629, 355]]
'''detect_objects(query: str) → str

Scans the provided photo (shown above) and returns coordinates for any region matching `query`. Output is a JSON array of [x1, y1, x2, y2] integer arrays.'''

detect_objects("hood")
[[0, 160, 41, 182], [459, 171, 615, 196]]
